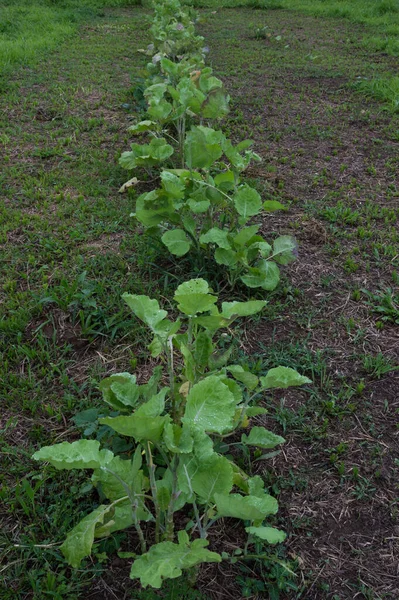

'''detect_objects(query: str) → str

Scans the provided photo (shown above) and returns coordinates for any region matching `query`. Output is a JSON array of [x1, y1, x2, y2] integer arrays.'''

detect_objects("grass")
[[0, 0, 141, 85], [1, 0, 398, 598], [355, 75, 399, 112]]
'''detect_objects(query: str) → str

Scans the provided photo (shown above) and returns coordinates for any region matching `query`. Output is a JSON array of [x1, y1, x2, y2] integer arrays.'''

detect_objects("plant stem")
[[183, 464, 206, 539], [165, 456, 178, 541], [145, 442, 161, 544]]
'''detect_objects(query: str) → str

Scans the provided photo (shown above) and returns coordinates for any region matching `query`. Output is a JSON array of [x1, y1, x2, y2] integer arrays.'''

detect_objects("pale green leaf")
[[214, 248, 238, 267], [61, 505, 114, 567], [233, 185, 262, 219], [122, 293, 167, 332], [32, 440, 113, 471], [99, 373, 139, 411], [241, 427, 285, 449], [226, 365, 259, 391], [185, 126, 224, 170], [260, 367, 311, 389], [130, 531, 221, 588], [183, 376, 236, 433], [200, 228, 231, 250], [233, 225, 259, 247], [221, 300, 267, 319], [263, 200, 286, 212], [272, 235, 298, 265], [192, 454, 233, 504], [161, 229, 191, 257], [128, 120, 157, 135], [215, 492, 278, 521], [174, 279, 217, 316], [163, 422, 194, 454], [245, 526, 286, 544]]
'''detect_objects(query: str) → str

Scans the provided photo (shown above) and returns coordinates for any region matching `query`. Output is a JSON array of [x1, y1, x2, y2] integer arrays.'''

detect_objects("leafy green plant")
[[33, 279, 310, 588], [126, 128, 295, 290], [119, 0, 297, 293]]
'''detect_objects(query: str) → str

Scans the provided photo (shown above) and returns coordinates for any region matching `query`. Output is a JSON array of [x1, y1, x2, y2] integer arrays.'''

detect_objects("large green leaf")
[[61, 504, 114, 567], [245, 526, 286, 544], [91, 448, 143, 501], [272, 236, 298, 265], [100, 390, 170, 442], [260, 367, 311, 389], [233, 185, 262, 219], [185, 126, 224, 169], [99, 373, 140, 411], [201, 88, 230, 119], [174, 279, 217, 316], [161, 229, 191, 257], [233, 225, 259, 247], [119, 138, 173, 170], [194, 331, 213, 368], [135, 190, 176, 227], [122, 294, 167, 332], [192, 454, 233, 504], [226, 365, 259, 391], [214, 248, 238, 267], [221, 300, 267, 319], [183, 376, 236, 433], [200, 227, 231, 250], [32, 440, 113, 471], [160, 171, 185, 199], [241, 427, 285, 449], [215, 492, 278, 521], [241, 261, 280, 291], [163, 423, 194, 454], [130, 530, 221, 588]]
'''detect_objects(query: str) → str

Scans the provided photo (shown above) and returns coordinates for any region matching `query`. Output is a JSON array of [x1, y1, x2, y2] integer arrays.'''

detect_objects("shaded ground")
[[0, 5, 398, 600]]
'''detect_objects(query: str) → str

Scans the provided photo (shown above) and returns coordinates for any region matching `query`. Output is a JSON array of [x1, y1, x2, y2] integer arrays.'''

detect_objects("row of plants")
[[33, 0, 308, 591]]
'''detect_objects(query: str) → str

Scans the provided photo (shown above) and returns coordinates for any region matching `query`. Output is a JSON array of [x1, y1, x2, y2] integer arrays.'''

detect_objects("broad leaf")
[[200, 227, 231, 250], [260, 366, 311, 389], [99, 373, 140, 411], [233, 185, 262, 219], [183, 376, 236, 433], [130, 530, 221, 588], [100, 390, 170, 442], [61, 504, 114, 567], [163, 423, 194, 454], [215, 492, 278, 521], [227, 365, 259, 391], [263, 200, 286, 212], [241, 261, 280, 291], [91, 448, 143, 501], [162, 229, 191, 257], [192, 454, 233, 504], [241, 427, 285, 449], [174, 279, 217, 316], [234, 225, 259, 247], [245, 526, 286, 544], [33, 440, 113, 471], [214, 248, 238, 267], [123, 294, 167, 332], [221, 300, 267, 319], [185, 126, 224, 170], [194, 331, 213, 368], [272, 236, 298, 265]]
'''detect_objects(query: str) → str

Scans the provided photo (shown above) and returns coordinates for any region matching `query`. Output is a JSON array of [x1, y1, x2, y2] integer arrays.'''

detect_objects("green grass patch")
[[355, 75, 399, 112], [0, 0, 142, 85]]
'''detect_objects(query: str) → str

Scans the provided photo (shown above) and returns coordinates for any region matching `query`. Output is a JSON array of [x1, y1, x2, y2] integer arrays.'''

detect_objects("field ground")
[[0, 3, 398, 599]]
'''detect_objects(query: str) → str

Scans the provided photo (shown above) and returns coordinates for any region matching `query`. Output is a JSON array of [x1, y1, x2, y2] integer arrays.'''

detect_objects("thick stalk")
[[165, 456, 179, 541], [145, 442, 161, 544], [183, 464, 206, 539]]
